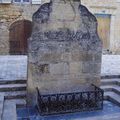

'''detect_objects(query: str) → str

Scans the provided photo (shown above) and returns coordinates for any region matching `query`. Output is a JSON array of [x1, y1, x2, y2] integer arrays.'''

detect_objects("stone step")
[[0, 80, 26, 85], [101, 78, 120, 81], [104, 91, 120, 107], [101, 81, 117, 86], [101, 78, 120, 82], [101, 78, 120, 86], [101, 75, 120, 79], [1, 91, 26, 100], [101, 85, 120, 96], [80, 113, 120, 120], [0, 84, 26, 92], [0, 94, 4, 120], [101, 85, 120, 91], [9, 99, 27, 108], [2, 100, 17, 120]]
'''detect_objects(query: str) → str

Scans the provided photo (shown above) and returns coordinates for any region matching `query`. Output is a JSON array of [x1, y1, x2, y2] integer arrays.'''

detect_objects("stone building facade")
[[82, 0, 120, 54], [0, 4, 38, 54], [0, 0, 49, 54], [0, 0, 120, 54]]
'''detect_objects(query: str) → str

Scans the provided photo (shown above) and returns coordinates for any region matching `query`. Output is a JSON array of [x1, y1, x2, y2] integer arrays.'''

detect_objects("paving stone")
[[0, 94, 4, 120], [17, 101, 120, 120], [104, 91, 120, 106], [79, 113, 120, 120], [2, 100, 17, 120]]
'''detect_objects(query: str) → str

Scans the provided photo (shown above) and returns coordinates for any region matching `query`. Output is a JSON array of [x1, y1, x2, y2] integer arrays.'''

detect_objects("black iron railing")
[[37, 84, 104, 115]]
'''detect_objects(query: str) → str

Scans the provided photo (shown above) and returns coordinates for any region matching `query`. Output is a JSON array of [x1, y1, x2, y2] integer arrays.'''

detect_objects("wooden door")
[[95, 14, 111, 50], [9, 20, 32, 55]]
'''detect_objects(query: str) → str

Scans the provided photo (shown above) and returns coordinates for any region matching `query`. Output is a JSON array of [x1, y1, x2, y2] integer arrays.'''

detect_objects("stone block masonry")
[[0, 4, 40, 54], [27, 0, 102, 106], [0, 0, 120, 54]]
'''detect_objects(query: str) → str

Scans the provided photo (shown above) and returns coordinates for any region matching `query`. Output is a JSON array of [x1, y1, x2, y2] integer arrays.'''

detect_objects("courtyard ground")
[[0, 55, 120, 120], [0, 55, 120, 80]]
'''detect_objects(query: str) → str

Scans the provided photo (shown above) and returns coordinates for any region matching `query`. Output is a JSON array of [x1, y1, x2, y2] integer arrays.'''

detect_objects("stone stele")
[[27, 0, 102, 106]]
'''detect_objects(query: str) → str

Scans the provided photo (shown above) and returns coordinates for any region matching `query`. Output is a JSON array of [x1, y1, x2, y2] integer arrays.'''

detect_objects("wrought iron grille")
[[37, 84, 104, 115]]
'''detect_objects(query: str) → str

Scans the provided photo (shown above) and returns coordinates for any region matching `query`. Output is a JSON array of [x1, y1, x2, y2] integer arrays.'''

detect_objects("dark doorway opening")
[[9, 20, 32, 55]]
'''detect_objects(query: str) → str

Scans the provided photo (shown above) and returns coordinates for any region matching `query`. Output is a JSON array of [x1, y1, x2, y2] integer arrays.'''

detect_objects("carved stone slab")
[[27, 0, 102, 106]]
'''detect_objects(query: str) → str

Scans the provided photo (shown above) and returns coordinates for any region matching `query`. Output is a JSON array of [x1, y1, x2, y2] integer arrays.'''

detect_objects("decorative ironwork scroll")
[[37, 84, 104, 115]]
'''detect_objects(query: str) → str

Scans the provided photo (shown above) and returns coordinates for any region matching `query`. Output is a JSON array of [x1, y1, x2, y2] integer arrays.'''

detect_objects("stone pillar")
[[27, 0, 102, 106]]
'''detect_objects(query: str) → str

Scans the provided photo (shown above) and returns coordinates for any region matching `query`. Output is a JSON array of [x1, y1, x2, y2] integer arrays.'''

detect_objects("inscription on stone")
[[27, 0, 102, 106]]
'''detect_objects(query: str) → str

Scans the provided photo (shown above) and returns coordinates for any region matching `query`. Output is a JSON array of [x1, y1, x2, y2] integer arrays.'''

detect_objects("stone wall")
[[0, 0, 120, 54], [81, 0, 120, 54], [0, 4, 40, 54], [27, 0, 102, 106]]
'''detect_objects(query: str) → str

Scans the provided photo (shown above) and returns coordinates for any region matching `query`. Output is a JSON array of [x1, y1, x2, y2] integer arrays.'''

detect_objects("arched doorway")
[[9, 20, 32, 55]]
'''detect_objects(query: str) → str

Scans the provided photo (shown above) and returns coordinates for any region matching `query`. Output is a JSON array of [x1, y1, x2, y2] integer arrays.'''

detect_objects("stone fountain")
[[27, 0, 103, 114]]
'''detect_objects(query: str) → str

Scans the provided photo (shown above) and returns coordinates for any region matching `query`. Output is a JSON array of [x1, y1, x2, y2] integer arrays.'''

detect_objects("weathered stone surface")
[[71, 51, 94, 61], [82, 62, 101, 74], [0, 4, 40, 54], [50, 62, 69, 75], [69, 62, 82, 74], [27, 0, 102, 106], [2, 100, 17, 120]]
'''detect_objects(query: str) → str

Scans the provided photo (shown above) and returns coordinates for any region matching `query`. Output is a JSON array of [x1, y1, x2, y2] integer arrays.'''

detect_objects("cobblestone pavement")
[[0, 55, 120, 80]]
